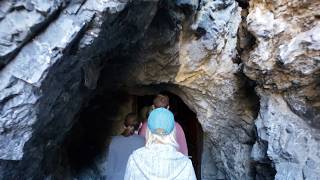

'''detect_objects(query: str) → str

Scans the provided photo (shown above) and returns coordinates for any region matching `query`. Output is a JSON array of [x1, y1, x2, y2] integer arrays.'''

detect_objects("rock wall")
[[244, 0, 320, 179], [0, 0, 319, 179], [99, 1, 258, 179], [0, 0, 159, 179]]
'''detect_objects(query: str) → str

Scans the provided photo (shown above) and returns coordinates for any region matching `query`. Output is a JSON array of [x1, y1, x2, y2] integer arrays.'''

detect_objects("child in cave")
[[124, 108, 196, 180], [105, 113, 145, 180]]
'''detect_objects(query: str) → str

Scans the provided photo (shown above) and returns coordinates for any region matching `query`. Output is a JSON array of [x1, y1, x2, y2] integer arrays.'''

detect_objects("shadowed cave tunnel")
[[64, 88, 204, 179], [56, 8, 265, 177], [59, 52, 264, 180], [46, 2, 265, 179]]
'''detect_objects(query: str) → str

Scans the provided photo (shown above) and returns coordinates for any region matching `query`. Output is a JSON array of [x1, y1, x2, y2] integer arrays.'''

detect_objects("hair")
[[139, 106, 152, 123], [125, 113, 139, 129], [153, 94, 169, 108], [122, 113, 139, 137], [145, 127, 179, 149]]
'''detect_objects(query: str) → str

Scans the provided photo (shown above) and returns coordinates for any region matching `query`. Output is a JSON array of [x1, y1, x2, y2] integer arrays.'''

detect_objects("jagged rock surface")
[[0, 0, 319, 179], [0, 0, 66, 67], [99, 1, 258, 179], [0, 0, 158, 179], [244, 0, 320, 179]]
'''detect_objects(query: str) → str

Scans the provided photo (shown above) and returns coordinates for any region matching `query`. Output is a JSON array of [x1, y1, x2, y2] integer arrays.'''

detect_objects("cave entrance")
[[64, 90, 203, 179], [134, 92, 203, 179]]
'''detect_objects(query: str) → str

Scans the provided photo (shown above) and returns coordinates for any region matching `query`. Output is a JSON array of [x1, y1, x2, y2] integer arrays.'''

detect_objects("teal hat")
[[147, 108, 174, 135]]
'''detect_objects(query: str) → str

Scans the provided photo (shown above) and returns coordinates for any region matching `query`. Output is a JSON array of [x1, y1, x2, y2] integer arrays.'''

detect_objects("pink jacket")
[[138, 121, 188, 156]]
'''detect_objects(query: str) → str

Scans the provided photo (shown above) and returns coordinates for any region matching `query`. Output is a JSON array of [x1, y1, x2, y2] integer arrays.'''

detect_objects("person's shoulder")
[[128, 146, 146, 160], [111, 135, 123, 141], [175, 122, 182, 127], [176, 153, 192, 164], [186, 158, 194, 169], [184, 156, 194, 166], [175, 122, 184, 131], [131, 146, 147, 155], [133, 134, 145, 138], [131, 135, 145, 145], [108, 136, 122, 149], [110, 135, 129, 144], [131, 134, 145, 140]]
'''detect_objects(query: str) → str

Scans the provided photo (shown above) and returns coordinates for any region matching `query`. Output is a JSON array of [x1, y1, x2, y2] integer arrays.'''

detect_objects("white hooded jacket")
[[124, 144, 197, 180]]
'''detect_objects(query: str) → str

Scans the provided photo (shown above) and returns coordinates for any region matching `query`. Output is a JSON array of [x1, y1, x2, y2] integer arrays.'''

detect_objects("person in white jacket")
[[124, 108, 197, 180]]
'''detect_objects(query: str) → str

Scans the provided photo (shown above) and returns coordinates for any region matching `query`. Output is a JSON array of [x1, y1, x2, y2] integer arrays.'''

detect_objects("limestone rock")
[[244, 0, 320, 179], [0, 0, 158, 178], [0, 0, 102, 161], [99, 1, 258, 179], [253, 92, 320, 180], [245, 0, 320, 91], [175, 0, 199, 9], [0, 0, 65, 67]]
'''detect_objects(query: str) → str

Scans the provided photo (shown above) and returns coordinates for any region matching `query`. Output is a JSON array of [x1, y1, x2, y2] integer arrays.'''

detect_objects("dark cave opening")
[[235, 0, 249, 9], [63, 89, 204, 179], [57, 2, 261, 178], [62, 92, 133, 173]]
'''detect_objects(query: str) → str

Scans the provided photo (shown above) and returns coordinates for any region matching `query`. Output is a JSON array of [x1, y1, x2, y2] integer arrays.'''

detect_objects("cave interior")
[[63, 82, 204, 178]]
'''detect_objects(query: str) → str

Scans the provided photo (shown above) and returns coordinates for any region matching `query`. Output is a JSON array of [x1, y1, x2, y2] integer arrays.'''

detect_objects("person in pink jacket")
[[138, 94, 188, 156]]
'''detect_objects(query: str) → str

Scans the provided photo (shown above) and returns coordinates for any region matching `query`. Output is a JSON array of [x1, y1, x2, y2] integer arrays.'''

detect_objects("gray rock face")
[[175, 0, 199, 9], [0, 0, 159, 178], [99, 1, 258, 179], [0, 0, 120, 161], [244, 0, 320, 179], [252, 92, 320, 180], [0, 0, 65, 67], [0, 0, 319, 179]]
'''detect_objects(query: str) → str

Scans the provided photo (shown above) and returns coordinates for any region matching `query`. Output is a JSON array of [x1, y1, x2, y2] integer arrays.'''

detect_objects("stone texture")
[[0, 0, 159, 179], [175, 0, 199, 9], [0, 0, 105, 161], [0, 0, 65, 67], [252, 92, 320, 180], [0, 0, 319, 179], [99, 0, 258, 179], [244, 0, 320, 179]]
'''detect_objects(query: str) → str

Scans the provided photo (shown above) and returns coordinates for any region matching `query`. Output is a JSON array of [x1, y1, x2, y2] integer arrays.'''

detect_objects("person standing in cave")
[[124, 108, 196, 180], [136, 106, 152, 134], [105, 113, 145, 180], [138, 94, 188, 155]]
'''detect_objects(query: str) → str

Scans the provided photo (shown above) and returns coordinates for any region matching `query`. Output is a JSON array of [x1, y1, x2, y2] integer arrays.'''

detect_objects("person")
[[139, 94, 188, 155], [136, 106, 152, 134], [124, 108, 196, 180], [105, 113, 145, 180]]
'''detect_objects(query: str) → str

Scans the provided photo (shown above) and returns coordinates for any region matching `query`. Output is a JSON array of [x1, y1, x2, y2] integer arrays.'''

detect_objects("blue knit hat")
[[147, 108, 174, 135]]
